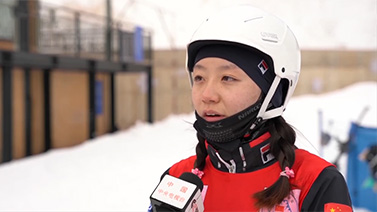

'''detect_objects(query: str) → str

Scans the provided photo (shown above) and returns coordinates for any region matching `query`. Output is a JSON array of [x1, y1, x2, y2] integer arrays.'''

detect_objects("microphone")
[[150, 172, 204, 212]]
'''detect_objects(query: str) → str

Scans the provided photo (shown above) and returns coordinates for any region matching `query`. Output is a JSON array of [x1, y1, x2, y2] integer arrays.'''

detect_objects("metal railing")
[[36, 1, 152, 62], [0, 0, 152, 62]]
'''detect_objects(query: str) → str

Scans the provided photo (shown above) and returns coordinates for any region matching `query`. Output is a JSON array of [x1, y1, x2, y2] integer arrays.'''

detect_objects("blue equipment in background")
[[347, 123, 377, 211], [320, 107, 377, 211]]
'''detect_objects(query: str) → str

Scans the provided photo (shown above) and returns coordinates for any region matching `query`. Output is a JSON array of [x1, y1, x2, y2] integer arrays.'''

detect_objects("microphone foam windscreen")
[[179, 172, 204, 191]]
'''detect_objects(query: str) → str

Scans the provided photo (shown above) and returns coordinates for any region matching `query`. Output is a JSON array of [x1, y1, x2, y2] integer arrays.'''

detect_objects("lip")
[[202, 110, 226, 122]]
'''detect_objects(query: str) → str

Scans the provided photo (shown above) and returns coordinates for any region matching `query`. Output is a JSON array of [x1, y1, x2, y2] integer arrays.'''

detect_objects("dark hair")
[[194, 133, 207, 171], [193, 116, 296, 209]]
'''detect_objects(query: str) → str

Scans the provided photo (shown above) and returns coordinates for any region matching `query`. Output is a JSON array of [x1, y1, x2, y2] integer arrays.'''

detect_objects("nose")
[[201, 82, 220, 104]]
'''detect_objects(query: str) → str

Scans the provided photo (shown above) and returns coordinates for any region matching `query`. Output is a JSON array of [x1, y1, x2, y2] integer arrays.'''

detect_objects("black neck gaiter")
[[193, 99, 263, 144]]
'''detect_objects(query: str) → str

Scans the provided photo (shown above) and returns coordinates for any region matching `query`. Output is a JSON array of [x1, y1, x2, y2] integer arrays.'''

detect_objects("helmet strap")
[[257, 75, 284, 120]]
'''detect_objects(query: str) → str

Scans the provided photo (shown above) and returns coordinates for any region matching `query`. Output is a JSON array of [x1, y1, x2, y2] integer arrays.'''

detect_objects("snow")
[[0, 81, 376, 211]]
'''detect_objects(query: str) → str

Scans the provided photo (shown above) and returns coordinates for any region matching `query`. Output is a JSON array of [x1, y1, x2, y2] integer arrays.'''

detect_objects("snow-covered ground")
[[0, 81, 376, 211]]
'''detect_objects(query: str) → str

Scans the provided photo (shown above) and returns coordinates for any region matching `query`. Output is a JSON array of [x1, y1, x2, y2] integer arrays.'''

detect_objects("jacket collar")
[[206, 132, 276, 173]]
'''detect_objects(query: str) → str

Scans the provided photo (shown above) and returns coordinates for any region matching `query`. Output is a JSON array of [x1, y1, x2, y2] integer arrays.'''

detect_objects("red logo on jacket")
[[260, 143, 274, 164]]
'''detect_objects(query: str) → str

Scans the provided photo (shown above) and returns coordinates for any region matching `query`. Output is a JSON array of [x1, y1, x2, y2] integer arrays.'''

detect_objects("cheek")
[[229, 89, 261, 113], [226, 94, 252, 113], [191, 89, 200, 109]]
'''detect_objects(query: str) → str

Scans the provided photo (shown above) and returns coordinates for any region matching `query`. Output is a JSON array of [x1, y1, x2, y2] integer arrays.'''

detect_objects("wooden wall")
[[0, 68, 114, 161], [115, 72, 147, 129], [30, 70, 45, 154], [0, 41, 14, 51], [295, 50, 377, 95], [96, 73, 111, 136], [0, 68, 45, 160], [51, 71, 89, 148], [153, 50, 193, 121], [12, 68, 25, 159]]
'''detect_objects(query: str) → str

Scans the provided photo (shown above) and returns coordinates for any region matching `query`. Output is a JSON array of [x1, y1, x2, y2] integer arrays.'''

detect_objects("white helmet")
[[186, 5, 301, 121]]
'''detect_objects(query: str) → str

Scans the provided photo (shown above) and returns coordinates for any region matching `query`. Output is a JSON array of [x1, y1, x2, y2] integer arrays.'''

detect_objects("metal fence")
[[0, 0, 152, 62], [38, 2, 152, 61]]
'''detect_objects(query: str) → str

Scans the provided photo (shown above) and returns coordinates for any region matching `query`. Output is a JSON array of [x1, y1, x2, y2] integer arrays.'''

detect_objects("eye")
[[193, 75, 204, 82], [222, 75, 236, 82]]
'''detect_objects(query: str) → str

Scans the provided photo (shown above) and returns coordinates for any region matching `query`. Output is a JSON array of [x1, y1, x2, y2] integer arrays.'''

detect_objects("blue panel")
[[95, 80, 103, 115], [347, 123, 377, 211], [134, 26, 144, 62]]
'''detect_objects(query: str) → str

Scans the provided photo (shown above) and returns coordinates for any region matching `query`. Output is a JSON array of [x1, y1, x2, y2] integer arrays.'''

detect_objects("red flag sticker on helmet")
[[258, 60, 269, 74], [324, 203, 352, 212]]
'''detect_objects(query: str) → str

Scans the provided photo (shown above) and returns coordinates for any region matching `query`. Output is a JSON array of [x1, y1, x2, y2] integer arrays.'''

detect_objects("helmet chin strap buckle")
[[250, 117, 263, 130]]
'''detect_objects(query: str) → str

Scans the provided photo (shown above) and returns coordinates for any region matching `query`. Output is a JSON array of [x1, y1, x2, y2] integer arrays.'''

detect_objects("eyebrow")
[[193, 62, 238, 71]]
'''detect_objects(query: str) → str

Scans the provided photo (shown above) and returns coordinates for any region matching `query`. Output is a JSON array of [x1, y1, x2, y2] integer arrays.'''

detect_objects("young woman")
[[158, 5, 352, 211]]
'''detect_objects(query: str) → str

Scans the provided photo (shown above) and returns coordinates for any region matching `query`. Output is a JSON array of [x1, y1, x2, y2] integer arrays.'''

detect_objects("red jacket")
[[168, 149, 352, 211]]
